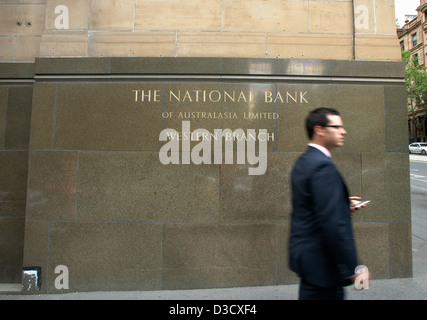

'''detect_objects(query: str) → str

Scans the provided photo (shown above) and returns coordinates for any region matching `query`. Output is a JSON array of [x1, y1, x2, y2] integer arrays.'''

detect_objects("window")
[[400, 41, 405, 50], [412, 33, 418, 46]]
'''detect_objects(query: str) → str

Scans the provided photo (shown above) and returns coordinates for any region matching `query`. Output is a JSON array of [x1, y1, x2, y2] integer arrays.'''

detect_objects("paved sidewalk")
[[0, 275, 426, 300]]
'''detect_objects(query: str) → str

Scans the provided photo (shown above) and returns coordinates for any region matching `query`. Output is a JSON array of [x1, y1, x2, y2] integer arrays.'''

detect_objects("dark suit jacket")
[[288, 146, 358, 287]]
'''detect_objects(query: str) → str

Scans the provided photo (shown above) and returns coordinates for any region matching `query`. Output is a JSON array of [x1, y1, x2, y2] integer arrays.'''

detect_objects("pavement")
[[1, 277, 426, 300], [1, 155, 426, 301]]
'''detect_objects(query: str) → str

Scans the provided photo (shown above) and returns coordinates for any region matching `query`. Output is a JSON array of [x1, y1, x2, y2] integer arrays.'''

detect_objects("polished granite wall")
[[2, 57, 411, 293], [0, 64, 34, 283]]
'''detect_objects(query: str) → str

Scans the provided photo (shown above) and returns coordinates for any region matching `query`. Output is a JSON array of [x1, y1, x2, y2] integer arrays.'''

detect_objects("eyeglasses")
[[323, 125, 344, 129]]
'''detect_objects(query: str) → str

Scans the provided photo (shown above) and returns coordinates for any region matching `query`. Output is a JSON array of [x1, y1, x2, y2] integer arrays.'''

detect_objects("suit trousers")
[[298, 279, 345, 300]]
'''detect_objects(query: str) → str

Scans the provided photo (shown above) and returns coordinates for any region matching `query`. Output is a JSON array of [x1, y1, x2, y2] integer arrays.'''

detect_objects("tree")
[[402, 50, 427, 141]]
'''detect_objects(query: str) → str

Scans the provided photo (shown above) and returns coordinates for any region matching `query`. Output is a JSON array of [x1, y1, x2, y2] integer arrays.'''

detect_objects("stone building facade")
[[1, 0, 401, 62]]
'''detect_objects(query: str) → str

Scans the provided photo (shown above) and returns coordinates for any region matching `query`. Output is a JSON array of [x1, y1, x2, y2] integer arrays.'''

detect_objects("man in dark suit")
[[288, 107, 368, 300]]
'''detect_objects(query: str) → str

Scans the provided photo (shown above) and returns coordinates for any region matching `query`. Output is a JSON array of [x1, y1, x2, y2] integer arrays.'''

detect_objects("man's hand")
[[349, 196, 370, 212]]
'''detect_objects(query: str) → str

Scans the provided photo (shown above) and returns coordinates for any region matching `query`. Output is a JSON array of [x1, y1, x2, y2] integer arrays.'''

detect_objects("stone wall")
[[0, 64, 33, 283], [1, 0, 401, 62], [18, 57, 411, 293]]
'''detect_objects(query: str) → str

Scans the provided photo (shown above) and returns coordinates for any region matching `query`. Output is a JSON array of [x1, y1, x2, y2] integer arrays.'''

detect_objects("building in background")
[[397, 0, 427, 142]]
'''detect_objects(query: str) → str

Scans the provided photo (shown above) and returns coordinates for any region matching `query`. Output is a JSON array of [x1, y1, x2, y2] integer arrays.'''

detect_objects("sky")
[[395, 0, 421, 25]]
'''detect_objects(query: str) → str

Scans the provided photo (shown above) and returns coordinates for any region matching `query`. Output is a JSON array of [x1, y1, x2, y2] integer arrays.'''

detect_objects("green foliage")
[[402, 50, 427, 109]]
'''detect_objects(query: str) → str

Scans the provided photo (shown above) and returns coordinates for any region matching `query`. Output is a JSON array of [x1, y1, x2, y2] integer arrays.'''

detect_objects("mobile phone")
[[354, 200, 370, 208]]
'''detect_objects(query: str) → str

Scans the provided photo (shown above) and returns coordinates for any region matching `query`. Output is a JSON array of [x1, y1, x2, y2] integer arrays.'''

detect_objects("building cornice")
[[418, 3, 427, 13], [398, 20, 422, 36]]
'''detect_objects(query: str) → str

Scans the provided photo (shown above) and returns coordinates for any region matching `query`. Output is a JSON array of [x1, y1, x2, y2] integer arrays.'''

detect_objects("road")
[[410, 154, 427, 239], [409, 154, 427, 281]]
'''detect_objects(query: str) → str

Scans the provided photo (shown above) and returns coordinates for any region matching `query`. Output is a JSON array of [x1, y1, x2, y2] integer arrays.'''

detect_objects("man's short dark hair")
[[306, 107, 341, 140]]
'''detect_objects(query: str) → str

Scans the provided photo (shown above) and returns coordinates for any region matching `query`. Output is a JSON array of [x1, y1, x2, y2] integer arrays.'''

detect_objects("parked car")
[[409, 143, 427, 155]]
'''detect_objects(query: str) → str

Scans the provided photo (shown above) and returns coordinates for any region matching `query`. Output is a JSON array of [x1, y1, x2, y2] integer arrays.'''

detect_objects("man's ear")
[[313, 125, 325, 138]]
